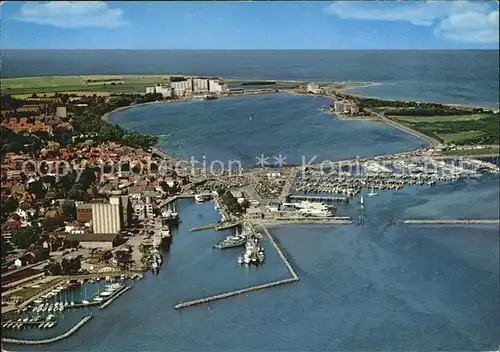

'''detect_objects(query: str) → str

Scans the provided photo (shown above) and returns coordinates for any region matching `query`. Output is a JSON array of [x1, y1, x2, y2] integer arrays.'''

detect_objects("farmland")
[[1, 75, 172, 95]]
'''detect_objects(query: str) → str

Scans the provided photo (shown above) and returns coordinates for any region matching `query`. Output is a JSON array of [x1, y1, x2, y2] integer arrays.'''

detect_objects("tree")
[[1, 197, 19, 220], [1, 236, 13, 257], [60, 200, 76, 221], [11, 226, 42, 249], [45, 261, 62, 276]]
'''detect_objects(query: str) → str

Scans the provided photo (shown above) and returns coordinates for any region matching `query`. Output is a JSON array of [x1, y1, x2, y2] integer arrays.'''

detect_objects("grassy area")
[[442, 147, 500, 156], [439, 130, 484, 143], [1, 75, 172, 95], [391, 113, 499, 145], [7, 278, 65, 300], [395, 114, 490, 123]]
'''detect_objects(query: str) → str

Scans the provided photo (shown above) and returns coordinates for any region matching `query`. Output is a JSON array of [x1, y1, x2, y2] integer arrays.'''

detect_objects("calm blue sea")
[[108, 93, 427, 167], [3, 50, 499, 107]]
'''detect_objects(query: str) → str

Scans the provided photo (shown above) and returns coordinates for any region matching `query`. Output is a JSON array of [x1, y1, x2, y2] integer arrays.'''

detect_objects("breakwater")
[[403, 219, 500, 225], [1, 315, 92, 345], [99, 286, 132, 310], [260, 225, 299, 279], [257, 218, 353, 225], [174, 278, 298, 309], [175, 225, 299, 309]]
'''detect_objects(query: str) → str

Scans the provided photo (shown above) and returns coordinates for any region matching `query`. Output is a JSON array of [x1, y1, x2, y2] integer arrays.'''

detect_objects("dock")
[[190, 221, 241, 232], [1, 315, 92, 345], [256, 217, 353, 225], [174, 225, 299, 309], [215, 222, 241, 230], [189, 223, 219, 232], [287, 195, 349, 203], [99, 286, 132, 310], [403, 219, 500, 225]]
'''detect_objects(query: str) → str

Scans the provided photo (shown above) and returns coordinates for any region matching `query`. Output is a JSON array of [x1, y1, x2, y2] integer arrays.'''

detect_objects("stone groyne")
[[403, 219, 500, 225], [2, 315, 92, 345]]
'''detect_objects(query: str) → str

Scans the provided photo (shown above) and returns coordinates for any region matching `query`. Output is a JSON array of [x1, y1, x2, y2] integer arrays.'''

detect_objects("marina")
[[175, 223, 298, 309]]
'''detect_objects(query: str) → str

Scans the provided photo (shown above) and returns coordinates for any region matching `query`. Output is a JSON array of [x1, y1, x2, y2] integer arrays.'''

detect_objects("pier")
[[175, 225, 299, 309], [215, 222, 241, 230], [189, 223, 219, 232], [99, 286, 132, 310], [256, 217, 353, 225], [288, 195, 349, 203], [403, 219, 500, 225], [1, 315, 92, 345], [190, 221, 241, 232]]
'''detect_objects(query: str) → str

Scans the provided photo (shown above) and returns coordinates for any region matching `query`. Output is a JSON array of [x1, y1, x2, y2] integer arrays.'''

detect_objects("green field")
[[442, 147, 500, 156], [1, 75, 173, 95], [395, 114, 490, 123], [439, 130, 484, 143]]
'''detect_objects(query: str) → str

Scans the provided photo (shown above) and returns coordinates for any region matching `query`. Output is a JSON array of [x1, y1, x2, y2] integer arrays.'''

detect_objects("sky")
[[1, 1, 499, 49]]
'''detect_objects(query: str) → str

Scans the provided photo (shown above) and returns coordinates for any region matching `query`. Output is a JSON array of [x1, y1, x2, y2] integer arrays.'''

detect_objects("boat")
[[151, 261, 159, 274], [194, 193, 212, 202], [82, 300, 90, 305], [367, 187, 378, 197]]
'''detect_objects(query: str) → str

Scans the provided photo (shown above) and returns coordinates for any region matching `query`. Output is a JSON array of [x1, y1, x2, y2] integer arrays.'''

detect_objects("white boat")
[[360, 196, 364, 205], [82, 300, 90, 305], [367, 187, 378, 197], [100, 291, 112, 297], [93, 297, 104, 302]]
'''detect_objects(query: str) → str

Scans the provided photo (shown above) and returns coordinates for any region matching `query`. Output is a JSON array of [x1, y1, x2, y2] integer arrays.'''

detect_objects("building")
[[334, 100, 359, 115], [306, 83, 321, 94], [171, 79, 192, 97], [266, 201, 281, 212], [146, 86, 156, 94], [91, 197, 123, 234], [246, 207, 264, 219], [333, 101, 345, 113], [76, 204, 93, 223], [65, 233, 121, 250], [120, 195, 132, 227], [56, 106, 67, 118], [209, 80, 228, 93], [192, 78, 209, 93]]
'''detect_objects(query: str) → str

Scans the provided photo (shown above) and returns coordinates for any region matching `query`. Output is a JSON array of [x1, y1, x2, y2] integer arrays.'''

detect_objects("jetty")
[[99, 286, 132, 310], [403, 219, 500, 225], [288, 195, 349, 203], [256, 217, 353, 225], [190, 221, 241, 232], [1, 315, 92, 345], [189, 223, 219, 232], [215, 222, 241, 230], [174, 225, 299, 309]]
